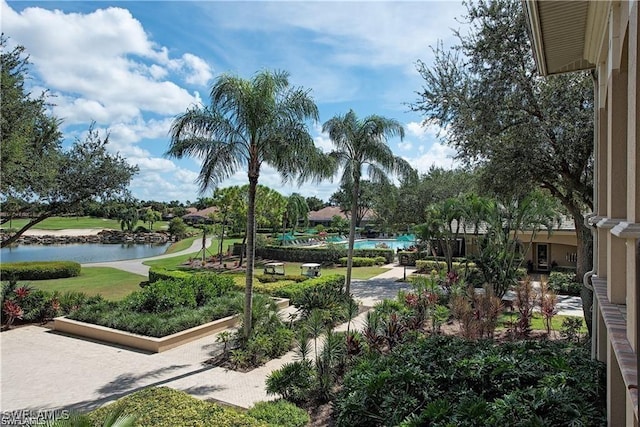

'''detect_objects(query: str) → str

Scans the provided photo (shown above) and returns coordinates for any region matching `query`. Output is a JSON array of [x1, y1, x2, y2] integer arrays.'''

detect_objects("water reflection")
[[0, 242, 170, 263]]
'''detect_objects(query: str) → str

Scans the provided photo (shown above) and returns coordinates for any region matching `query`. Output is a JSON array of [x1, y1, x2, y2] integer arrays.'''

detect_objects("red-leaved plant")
[[3, 300, 24, 329]]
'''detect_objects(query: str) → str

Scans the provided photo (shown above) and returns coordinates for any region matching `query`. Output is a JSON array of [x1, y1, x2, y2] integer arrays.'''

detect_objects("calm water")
[[0, 242, 171, 264], [352, 239, 416, 251]]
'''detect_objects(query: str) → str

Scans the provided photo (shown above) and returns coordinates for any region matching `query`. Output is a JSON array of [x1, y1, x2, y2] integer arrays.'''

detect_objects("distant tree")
[[471, 191, 561, 297], [415, 197, 465, 272], [167, 217, 188, 240], [329, 180, 376, 227], [118, 206, 139, 232], [283, 193, 309, 237], [141, 208, 162, 230], [324, 109, 414, 293], [194, 197, 215, 210], [171, 206, 187, 218], [212, 186, 240, 263], [305, 196, 326, 212], [330, 215, 349, 235], [166, 70, 331, 338]]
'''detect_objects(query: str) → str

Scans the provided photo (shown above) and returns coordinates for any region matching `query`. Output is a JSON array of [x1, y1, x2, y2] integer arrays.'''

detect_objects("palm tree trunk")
[[345, 179, 360, 295], [243, 175, 258, 339], [218, 213, 226, 264]]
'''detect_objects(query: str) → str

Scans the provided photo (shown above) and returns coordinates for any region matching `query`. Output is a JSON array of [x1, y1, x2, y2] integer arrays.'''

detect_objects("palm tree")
[[283, 192, 309, 239], [323, 109, 414, 294], [166, 70, 330, 338]]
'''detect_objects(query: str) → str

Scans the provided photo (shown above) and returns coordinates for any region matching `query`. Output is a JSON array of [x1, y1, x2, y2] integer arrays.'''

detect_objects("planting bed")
[[54, 297, 289, 352]]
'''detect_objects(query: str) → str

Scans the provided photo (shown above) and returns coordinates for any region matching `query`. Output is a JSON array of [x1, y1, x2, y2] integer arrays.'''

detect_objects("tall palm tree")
[[323, 109, 414, 294], [167, 70, 330, 338]]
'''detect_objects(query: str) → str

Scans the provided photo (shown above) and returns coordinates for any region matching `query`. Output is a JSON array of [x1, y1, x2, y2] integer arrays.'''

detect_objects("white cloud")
[[181, 53, 214, 86], [133, 157, 176, 172], [405, 142, 459, 173], [1, 1, 207, 126], [398, 141, 413, 151], [406, 121, 448, 140]]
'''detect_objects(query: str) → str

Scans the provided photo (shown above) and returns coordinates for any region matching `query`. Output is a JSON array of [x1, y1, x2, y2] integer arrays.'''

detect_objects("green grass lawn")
[[164, 236, 199, 254], [29, 267, 145, 300], [2, 216, 169, 231], [498, 311, 587, 333], [144, 238, 242, 269]]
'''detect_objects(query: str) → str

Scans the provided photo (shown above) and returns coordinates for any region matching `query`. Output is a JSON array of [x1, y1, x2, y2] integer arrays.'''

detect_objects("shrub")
[[123, 280, 197, 313], [88, 387, 266, 427], [266, 360, 315, 404], [547, 271, 582, 296], [256, 274, 308, 283], [334, 336, 606, 427], [247, 401, 310, 427], [256, 245, 394, 264], [148, 268, 193, 283], [0, 261, 81, 280], [337, 256, 384, 267]]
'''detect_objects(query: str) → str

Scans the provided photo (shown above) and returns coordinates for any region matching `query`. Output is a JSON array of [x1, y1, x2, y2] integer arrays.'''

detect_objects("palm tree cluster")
[[166, 69, 410, 337]]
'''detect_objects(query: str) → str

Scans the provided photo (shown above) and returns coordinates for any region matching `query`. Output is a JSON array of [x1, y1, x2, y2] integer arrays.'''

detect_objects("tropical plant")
[[415, 197, 465, 272], [323, 109, 414, 294], [283, 192, 309, 237], [167, 217, 188, 240], [117, 206, 139, 232], [412, 0, 594, 329], [212, 186, 240, 263], [140, 208, 162, 230], [265, 360, 315, 404], [539, 280, 558, 335], [167, 69, 331, 338]]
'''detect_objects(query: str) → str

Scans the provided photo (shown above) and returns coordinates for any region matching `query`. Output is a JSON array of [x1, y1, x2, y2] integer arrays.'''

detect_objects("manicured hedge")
[[88, 387, 268, 427], [233, 274, 345, 306], [256, 274, 308, 283], [0, 261, 81, 280], [338, 256, 386, 267], [256, 245, 394, 264], [148, 268, 194, 283]]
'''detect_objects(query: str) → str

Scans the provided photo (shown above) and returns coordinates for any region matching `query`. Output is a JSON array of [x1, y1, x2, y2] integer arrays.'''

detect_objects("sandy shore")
[[21, 228, 114, 237]]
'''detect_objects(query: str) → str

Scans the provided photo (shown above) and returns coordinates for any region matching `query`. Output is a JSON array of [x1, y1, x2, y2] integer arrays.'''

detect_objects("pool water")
[[351, 239, 416, 251]]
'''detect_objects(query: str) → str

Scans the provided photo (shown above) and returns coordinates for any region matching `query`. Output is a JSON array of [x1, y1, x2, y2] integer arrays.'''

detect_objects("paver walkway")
[[0, 262, 584, 415]]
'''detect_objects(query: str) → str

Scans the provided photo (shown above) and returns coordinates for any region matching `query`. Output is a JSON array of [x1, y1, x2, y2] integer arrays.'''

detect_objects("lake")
[[0, 242, 171, 264]]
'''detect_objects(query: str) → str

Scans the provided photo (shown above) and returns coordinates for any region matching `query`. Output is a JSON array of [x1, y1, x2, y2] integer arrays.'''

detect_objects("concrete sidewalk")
[[0, 308, 371, 414]]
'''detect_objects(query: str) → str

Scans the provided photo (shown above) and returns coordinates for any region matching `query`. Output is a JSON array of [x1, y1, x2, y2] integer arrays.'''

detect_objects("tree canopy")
[[167, 69, 330, 338], [323, 109, 415, 293], [411, 0, 593, 279], [1, 37, 138, 247]]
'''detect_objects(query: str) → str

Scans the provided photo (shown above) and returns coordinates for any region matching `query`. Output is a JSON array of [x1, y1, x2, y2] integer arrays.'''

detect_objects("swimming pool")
[[351, 239, 416, 251]]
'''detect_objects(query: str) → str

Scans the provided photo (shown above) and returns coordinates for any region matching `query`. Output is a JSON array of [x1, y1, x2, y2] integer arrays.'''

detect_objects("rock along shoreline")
[[1, 229, 174, 246]]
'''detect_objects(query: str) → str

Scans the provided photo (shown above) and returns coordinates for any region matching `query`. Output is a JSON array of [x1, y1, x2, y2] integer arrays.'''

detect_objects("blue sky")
[[2, 0, 465, 203]]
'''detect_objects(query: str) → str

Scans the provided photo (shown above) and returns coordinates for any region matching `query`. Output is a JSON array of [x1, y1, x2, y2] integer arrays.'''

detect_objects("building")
[[525, 1, 639, 425], [307, 206, 375, 227], [181, 206, 218, 224]]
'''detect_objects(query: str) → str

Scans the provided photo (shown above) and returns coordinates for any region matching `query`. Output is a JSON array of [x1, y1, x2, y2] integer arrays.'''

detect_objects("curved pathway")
[[81, 238, 213, 276]]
